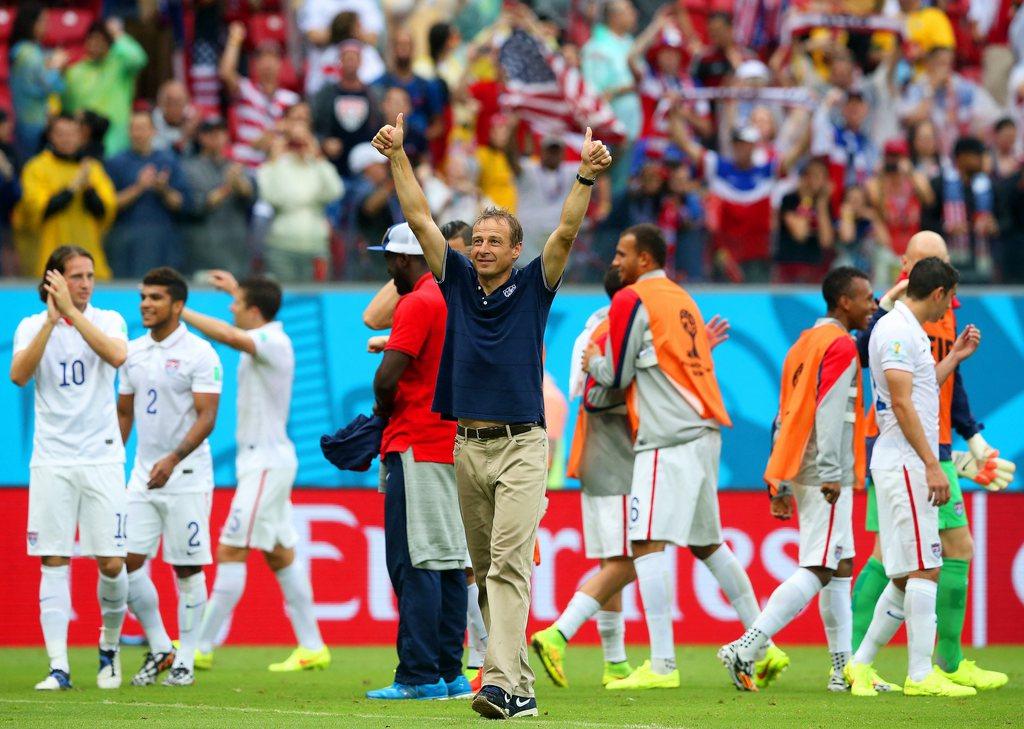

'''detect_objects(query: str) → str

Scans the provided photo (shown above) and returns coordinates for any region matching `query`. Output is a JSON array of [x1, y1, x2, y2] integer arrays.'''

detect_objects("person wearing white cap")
[[365, 222, 471, 701]]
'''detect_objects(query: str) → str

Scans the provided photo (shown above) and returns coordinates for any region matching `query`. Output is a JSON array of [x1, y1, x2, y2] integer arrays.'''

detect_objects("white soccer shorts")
[[628, 430, 723, 547], [219, 467, 299, 552], [793, 482, 855, 570], [581, 493, 632, 559], [871, 466, 942, 578], [126, 488, 213, 566], [27, 464, 127, 557]]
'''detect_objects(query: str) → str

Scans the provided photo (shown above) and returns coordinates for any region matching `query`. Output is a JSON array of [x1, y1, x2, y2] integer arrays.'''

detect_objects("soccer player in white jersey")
[[11, 246, 130, 691], [117, 267, 222, 687], [847, 257, 979, 698], [183, 271, 329, 672]]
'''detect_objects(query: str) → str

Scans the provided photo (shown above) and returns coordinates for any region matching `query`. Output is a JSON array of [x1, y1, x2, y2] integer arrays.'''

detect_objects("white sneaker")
[[97, 648, 122, 689], [35, 668, 72, 691], [162, 665, 195, 687]]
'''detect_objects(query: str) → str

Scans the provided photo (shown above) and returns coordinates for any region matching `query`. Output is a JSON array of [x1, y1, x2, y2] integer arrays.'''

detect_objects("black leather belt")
[[457, 423, 540, 440]]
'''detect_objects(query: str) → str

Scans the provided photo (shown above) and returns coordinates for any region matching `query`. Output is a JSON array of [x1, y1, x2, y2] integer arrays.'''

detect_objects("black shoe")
[[472, 684, 510, 719], [508, 695, 538, 718]]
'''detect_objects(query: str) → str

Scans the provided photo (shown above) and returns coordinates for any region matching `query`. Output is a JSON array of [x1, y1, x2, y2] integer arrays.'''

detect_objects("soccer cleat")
[[509, 695, 539, 718], [131, 650, 175, 686], [903, 668, 977, 697], [472, 685, 511, 719], [869, 666, 902, 693], [530, 626, 568, 688], [605, 660, 680, 691], [827, 666, 850, 692], [268, 645, 331, 672], [446, 674, 474, 699], [97, 647, 121, 689], [366, 679, 447, 700], [194, 649, 213, 671], [937, 659, 1008, 691], [162, 665, 195, 687], [717, 642, 757, 692], [602, 660, 634, 687], [753, 644, 790, 688], [34, 668, 72, 691]]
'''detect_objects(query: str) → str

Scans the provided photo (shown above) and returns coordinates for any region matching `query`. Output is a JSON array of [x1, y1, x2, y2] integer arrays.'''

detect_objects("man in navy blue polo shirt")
[[373, 113, 612, 719]]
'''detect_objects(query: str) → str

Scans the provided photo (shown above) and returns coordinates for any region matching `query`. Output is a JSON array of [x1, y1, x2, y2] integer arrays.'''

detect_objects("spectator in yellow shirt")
[[475, 114, 518, 212]]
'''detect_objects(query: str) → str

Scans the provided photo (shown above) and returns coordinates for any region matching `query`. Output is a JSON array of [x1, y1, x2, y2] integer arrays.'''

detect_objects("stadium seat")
[[247, 13, 288, 51], [41, 8, 94, 48]]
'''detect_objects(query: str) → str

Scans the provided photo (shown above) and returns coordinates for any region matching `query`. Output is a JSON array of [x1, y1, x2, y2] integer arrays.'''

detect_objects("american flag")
[[498, 30, 626, 148]]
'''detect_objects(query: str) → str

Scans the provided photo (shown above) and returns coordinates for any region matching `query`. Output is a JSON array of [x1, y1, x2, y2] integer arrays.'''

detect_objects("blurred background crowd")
[[1, 0, 1024, 285]]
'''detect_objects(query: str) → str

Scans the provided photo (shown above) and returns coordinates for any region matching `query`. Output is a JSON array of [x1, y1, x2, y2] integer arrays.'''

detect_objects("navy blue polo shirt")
[[433, 245, 560, 424]]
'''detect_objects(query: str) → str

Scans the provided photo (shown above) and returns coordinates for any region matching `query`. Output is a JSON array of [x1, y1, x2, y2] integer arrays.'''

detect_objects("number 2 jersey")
[[119, 324, 222, 493], [13, 305, 128, 467]]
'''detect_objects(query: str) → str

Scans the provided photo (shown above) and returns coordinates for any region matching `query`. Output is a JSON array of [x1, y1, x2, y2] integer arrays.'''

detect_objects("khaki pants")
[[454, 426, 548, 696]]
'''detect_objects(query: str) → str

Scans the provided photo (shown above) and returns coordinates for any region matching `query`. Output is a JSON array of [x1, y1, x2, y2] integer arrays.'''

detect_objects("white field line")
[[0, 697, 692, 729]]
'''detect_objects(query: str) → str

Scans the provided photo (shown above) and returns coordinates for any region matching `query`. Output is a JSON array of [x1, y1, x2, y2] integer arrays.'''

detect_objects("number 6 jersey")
[[119, 324, 222, 493], [13, 305, 128, 467]]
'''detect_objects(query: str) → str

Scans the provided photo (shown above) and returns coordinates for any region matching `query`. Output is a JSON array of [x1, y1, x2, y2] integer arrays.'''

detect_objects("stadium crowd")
[[1, 0, 1024, 285]]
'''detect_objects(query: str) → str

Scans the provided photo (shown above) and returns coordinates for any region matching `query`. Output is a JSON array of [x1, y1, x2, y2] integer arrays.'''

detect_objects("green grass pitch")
[[1, 646, 1020, 728]]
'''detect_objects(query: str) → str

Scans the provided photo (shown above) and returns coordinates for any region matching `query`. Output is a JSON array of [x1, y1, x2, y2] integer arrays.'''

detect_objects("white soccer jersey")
[[236, 321, 297, 474], [13, 306, 127, 466], [868, 300, 940, 471], [119, 324, 223, 493]]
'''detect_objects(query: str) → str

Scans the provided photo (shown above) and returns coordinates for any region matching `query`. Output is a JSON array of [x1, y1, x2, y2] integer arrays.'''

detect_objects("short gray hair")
[[473, 206, 523, 247]]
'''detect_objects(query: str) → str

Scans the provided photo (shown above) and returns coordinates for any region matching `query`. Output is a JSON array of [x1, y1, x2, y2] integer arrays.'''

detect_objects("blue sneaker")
[[472, 684, 510, 719], [35, 668, 72, 691], [366, 679, 447, 700], [446, 674, 473, 699], [509, 695, 538, 718]]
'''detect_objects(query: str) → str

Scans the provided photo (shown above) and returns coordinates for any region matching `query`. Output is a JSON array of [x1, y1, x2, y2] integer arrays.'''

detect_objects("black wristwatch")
[[576, 173, 596, 186]]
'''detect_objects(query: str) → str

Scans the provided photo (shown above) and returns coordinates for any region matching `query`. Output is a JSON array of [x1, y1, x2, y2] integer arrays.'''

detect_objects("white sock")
[[39, 565, 71, 673], [97, 566, 128, 651], [904, 578, 938, 682], [634, 551, 675, 673], [852, 581, 904, 665], [466, 581, 488, 668], [554, 591, 601, 641], [127, 569, 173, 654], [276, 563, 324, 651], [175, 572, 207, 671], [818, 576, 852, 661], [197, 562, 246, 654], [702, 545, 761, 628], [596, 610, 627, 664], [743, 568, 822, 660]]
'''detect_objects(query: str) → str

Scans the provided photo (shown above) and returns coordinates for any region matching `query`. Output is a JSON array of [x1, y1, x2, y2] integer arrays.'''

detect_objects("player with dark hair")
[[12, 245, 130, 690], [847, 256, 980, 698], [718, 267, 876, 692], [181, 271, 329, 674], [118, 267, 223, 687]]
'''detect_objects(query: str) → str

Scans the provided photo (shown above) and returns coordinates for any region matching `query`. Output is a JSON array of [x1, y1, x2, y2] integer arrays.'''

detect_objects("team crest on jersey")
[[954, 501, 965, 516], [931, 542, 942, 559], [503, 284, 517, 298], [834, 544, 843, 560], [27, 531, 38, 547], [165, 359, 180, 372]]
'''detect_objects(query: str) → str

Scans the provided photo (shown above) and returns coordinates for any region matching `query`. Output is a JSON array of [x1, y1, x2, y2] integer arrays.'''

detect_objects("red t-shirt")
[[381, 272, 456, 463]]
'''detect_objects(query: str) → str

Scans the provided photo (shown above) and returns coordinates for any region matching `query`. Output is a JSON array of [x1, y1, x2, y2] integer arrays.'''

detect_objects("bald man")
[[850, 231, 1014, 691]]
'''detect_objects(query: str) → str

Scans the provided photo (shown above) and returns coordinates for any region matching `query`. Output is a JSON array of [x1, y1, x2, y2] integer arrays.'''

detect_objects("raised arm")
[[45, 271, 127, 367], [10, 302, 59, 387], [372, 113, 446, 277], [182, 308, 256, 355], [540, 128, 613, 288], [363, 280, 400, 330], [218, 22, 246, 96], [935, 324, 980, 386]]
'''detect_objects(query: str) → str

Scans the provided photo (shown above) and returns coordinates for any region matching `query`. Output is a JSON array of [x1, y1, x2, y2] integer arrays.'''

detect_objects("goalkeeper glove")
[[952, 434, 1017, 491]]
